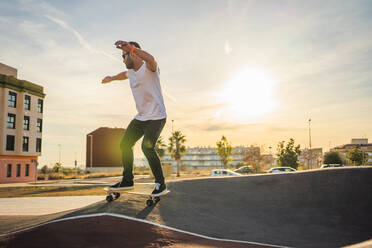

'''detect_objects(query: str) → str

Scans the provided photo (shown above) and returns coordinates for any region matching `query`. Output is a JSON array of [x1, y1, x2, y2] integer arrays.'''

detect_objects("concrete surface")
[[0, 167, 371, 248], [0, 196, 103, 215]]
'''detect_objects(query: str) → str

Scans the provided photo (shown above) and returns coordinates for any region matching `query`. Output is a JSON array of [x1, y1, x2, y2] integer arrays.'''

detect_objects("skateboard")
[[104, 183, 170, 207]]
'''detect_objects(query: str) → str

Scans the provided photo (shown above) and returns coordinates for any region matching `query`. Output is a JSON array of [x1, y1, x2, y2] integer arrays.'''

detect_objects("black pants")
[[120, 118, 166, 184]]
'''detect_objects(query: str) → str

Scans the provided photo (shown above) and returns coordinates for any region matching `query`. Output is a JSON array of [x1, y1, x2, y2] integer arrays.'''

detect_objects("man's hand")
[[115, 40, 131, 52], [101, 76, 112, 84]]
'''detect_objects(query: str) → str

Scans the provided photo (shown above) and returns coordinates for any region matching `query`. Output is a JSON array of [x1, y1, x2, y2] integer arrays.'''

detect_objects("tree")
[[52, 163, 62, 173], [243, 146, 261, 172], [323, 151, 343, 165], [347, 146, 368, 166], [155, 136, 167, 160], [168, 131, 186, 177], [41, 165, 49, 174], [276, 138, 301, 169], [216, 136, 233, 168]]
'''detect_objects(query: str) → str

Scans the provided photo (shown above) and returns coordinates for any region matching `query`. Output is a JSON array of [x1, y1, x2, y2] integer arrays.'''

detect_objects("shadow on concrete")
[[156, 167, 372, 248]]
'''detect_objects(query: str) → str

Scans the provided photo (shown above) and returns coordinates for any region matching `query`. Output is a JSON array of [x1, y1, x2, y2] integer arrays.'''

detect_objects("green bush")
[[37, 174, 46, 180], [48, 173, 66, 180]]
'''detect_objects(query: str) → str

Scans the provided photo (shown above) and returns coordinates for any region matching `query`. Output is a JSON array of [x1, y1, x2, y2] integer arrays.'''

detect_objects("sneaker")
[[151, 183, 167, 196], [108, 179, 134, 190]]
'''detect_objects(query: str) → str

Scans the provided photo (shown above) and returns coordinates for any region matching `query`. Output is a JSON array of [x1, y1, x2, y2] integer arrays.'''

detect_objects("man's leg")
[[141, 118, 166, 184], [120, 119, 144, 183]]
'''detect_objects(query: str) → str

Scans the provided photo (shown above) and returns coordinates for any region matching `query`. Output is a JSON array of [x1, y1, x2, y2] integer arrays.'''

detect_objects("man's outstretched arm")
[[132, 48, 158, 72], [101, 71, 128, 84]]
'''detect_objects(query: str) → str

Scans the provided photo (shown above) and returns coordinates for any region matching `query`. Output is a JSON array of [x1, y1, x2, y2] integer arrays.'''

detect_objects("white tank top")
[[126, 62, 167, 121]]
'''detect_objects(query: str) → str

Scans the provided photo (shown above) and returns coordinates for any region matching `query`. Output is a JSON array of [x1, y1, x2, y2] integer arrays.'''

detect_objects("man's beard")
[[125, 60, 134, 69]]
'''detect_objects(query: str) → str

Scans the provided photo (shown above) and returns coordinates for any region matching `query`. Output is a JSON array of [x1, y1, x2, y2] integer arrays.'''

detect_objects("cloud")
[[224, 40, 232, 55], [44, 14, 120, 62], [18, 0, 67, 17]]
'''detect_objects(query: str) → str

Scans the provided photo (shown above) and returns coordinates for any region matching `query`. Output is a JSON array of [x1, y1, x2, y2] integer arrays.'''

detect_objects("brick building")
[[0, 63, 45, 183], [86, 127, 125, 172]]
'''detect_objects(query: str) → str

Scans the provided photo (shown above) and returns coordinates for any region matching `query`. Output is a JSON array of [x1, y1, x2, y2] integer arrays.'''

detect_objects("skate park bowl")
[[0, 167, 371, 248], [156, 166, 372, 247]]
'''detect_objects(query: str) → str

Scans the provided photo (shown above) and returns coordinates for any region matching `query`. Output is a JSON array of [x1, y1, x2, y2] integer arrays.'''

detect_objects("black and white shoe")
[[108, 179, 134, 190], [151, 183, 167, 196]]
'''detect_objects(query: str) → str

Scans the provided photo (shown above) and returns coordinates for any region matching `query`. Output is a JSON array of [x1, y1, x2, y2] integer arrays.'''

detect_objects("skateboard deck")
[[104, 183, 170, 206]]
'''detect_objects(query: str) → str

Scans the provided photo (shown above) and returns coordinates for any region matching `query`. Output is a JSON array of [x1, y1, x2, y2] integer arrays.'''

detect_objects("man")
[[101, 41, 167, 196]]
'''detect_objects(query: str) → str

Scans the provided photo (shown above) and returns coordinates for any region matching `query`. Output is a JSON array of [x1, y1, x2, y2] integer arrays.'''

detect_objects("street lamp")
[[308, 119, 312, 170], [58, 144, 61, 164]]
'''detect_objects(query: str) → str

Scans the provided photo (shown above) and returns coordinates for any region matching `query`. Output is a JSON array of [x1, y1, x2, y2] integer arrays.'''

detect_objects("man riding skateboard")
[[101, 40, 167, 196]]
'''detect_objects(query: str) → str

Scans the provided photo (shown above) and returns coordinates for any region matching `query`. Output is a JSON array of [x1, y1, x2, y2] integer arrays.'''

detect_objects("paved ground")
[[0, 215, 279, 248], [0, 196, 103, 215], [0, 167, 371, 248]]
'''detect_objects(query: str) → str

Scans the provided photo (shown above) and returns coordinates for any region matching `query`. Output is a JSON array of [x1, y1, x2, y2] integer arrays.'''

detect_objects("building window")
[[16, 164, 21, 177], [36, 138, 42, 153], [25, 164, 30, 176], [7, 113, 16, 129], [24, 95, 31, 110], [37, 99, 43, 113], [37, 119, 43, 132], [24, 116, 30, 130], [8, 91, 17, 108], [23, 136, 29, 152], [7, 164, 12, 177], [6, 135, 15, 151]]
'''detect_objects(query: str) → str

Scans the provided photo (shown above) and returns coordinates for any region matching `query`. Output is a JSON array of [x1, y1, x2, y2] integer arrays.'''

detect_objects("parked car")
[[234, 166, 253, 174], [210, 169, 242, 177], [267, 167, 296, 173], [320, 164, 344, 168]]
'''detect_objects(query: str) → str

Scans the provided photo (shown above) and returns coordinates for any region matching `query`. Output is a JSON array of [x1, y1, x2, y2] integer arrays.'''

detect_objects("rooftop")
[[0, 74, 45, 98]]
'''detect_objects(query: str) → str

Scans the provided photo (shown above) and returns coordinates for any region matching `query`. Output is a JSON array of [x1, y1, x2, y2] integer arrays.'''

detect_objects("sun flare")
[[220, 67, 277, 122]]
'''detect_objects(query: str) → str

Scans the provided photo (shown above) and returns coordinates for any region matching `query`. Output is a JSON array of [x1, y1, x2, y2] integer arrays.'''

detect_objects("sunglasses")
[[122, 52, 130, 60]]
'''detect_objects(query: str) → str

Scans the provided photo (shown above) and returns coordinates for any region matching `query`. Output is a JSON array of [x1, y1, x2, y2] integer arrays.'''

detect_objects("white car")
[[267, 167, 296, 173], [210, 169, 242, 177]]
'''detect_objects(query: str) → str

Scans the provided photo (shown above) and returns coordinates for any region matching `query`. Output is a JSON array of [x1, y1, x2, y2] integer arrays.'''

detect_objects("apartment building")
[[0, 63, 45, 183], [331, 138, 372, 165], [161, 146, 258, 169], [299, 148, 323, 169]]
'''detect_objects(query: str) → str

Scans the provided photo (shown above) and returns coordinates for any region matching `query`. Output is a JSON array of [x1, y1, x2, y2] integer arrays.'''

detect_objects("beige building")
[[0, 63, 45, 183], [162, 146, 258, 169], [299, 148, 323, 169], [331, 138, 372, 165]]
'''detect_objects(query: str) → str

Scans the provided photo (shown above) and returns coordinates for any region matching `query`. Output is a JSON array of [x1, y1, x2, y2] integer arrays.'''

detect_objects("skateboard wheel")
[[114, 192, 120, 199], [154, 197, 160, 203], [146, 199, 154, 207], [106, 195, 114, 202]]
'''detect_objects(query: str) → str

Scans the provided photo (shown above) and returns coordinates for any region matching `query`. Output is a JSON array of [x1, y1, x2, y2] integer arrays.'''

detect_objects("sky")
[[1, 0, 371, 168]]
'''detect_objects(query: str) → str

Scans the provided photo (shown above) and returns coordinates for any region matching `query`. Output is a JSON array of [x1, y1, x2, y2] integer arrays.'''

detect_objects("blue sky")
[[1, 0, 371, 167]]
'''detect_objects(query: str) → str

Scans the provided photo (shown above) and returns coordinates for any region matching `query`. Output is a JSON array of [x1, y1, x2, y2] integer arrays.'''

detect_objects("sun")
[[219, 66, 277, 122]]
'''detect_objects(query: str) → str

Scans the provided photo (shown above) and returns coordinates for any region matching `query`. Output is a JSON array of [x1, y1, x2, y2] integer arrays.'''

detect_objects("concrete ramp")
[[156, 167, 372, 247], [2, 167, 370, 248]]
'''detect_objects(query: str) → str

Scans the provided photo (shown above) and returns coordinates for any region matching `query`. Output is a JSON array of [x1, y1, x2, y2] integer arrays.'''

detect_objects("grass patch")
[[0, 186, 107, 198]]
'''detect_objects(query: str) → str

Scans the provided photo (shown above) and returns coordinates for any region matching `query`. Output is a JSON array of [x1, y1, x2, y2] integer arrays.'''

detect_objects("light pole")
[[58, 144, 61, 164], [74, 152, 77, 171], [269, 146, 273, 167], [308, 118, 312, 170], [172, 120, 174, 132]]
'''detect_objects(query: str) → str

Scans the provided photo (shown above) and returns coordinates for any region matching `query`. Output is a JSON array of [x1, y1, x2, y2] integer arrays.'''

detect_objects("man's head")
[[123, 41, 141, 69]]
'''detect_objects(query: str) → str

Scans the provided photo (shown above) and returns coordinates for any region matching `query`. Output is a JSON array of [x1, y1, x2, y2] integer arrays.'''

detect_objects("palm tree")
[[155, 136, 167, 160], [216, 135, 233, 168], [168, 131, 186, 177]]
